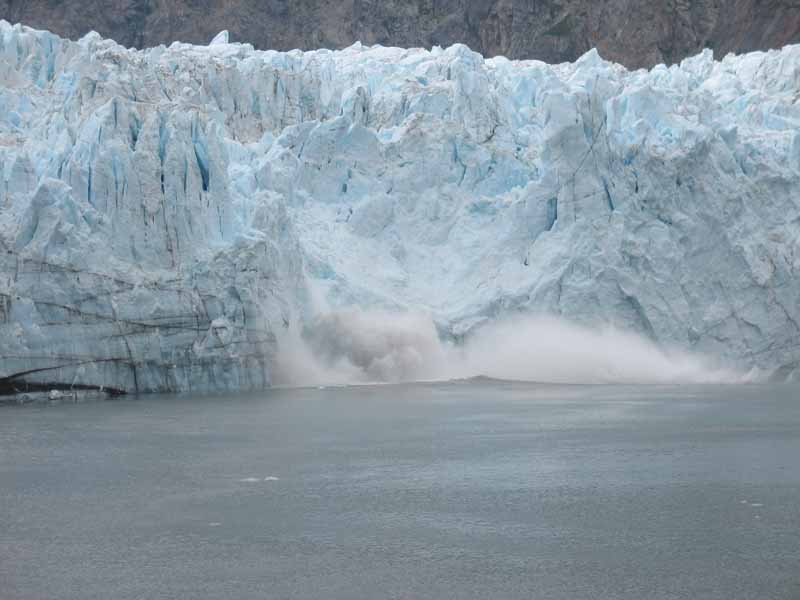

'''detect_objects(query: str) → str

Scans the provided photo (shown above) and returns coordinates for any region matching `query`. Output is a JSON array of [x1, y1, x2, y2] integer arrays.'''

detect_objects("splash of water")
[[272, 309, 740, 386]]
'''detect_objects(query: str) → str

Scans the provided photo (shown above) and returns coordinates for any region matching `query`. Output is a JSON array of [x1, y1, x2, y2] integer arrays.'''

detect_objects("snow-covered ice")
[[1, 21, 799, 393]]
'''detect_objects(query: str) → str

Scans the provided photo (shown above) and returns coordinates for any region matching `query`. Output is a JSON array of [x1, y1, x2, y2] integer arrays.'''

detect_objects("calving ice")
[[0, 21, 798, 394]]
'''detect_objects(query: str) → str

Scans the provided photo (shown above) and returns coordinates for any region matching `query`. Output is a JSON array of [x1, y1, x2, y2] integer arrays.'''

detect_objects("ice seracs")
[[1, 19, 799, 394], [210, 30, 230, 46]]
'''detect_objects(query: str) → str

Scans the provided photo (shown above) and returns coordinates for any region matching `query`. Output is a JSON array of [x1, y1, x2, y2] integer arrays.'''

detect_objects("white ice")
[[1, 21, 799, 393]]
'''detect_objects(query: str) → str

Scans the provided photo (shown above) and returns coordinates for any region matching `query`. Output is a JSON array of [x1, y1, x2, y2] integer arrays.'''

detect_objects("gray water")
[[1, 381, 799, 600]]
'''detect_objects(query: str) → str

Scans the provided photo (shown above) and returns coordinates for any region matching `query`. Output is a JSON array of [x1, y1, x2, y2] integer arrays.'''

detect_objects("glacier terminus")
[[1, 20, 799, 395]]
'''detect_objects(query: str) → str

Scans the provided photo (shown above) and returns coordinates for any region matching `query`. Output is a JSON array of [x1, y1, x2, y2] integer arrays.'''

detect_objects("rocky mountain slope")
[[1, 21, 799, 395], [2, 0, 800, 69]]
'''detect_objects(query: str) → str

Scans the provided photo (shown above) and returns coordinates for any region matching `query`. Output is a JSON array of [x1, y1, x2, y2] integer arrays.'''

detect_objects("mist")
[[272, 308, 740, 387]]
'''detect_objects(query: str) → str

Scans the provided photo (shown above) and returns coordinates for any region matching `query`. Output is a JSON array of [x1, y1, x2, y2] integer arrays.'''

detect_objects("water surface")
[[1, 381, 799, 599]]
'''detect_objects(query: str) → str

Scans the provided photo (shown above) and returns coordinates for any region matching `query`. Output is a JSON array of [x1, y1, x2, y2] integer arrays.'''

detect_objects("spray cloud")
[[272, 308, 739, 387]]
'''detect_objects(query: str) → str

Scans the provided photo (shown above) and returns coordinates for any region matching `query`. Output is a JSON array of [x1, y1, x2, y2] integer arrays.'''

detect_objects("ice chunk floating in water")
[[0, 20, 799, 393]]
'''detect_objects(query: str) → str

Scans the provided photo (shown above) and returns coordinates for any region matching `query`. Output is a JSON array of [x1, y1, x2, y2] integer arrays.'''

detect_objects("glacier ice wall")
[[1, 20, 799, 393], [0, 23, 305, 394]]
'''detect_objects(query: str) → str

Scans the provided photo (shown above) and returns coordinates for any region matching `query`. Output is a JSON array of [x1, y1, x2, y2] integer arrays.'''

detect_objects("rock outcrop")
[[2, 0, 800, 69]]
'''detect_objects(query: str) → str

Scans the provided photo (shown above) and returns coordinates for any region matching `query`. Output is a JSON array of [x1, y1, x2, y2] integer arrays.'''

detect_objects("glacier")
[[1, 20, 799, 394]]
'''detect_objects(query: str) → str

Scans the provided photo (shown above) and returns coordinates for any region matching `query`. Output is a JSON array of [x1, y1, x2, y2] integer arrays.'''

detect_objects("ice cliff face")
[[1, 21, 799, 394], [0, 23, 305, 394]]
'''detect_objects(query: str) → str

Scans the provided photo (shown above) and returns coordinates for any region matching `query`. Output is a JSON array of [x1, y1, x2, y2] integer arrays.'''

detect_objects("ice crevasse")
[[1, 20, 799, 394]]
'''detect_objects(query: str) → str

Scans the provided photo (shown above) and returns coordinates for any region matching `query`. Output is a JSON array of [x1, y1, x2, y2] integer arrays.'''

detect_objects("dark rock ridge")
[[2, 0, 800, 69]]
